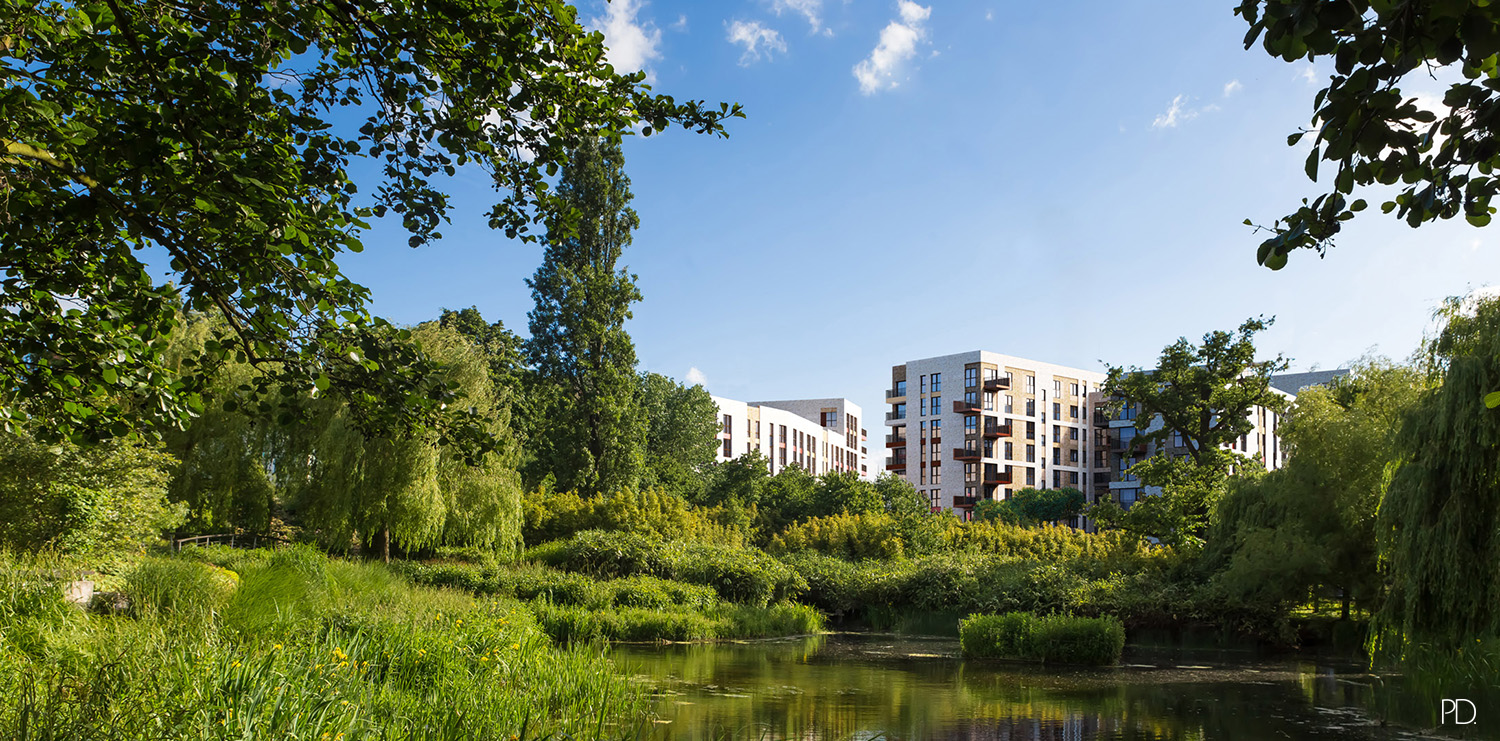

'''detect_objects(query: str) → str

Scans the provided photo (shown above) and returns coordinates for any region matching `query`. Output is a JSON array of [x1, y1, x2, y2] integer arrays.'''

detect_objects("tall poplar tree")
[[525, 137, 646, 495]]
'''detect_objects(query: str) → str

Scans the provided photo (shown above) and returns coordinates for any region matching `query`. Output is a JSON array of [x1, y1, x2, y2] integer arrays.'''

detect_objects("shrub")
[[522, 488, 744, 547], [960, 611, 1125, 665], [527, 530, 805, 606], [716, 603, 824, 638], [768, 511, 905, 560]]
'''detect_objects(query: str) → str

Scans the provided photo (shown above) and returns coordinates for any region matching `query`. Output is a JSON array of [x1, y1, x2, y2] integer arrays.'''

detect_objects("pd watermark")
[[1442, 699, 1478, 725]]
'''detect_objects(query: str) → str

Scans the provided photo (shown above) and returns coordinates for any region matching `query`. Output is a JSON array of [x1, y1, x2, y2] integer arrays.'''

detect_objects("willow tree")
[[1377, 296, 1500, 649], [290, 324, 524, 560], [525, 137, 646, 495]]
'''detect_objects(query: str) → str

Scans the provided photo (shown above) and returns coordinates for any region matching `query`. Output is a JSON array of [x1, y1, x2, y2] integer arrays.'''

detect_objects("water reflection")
[[613, 634, 1491, 741]]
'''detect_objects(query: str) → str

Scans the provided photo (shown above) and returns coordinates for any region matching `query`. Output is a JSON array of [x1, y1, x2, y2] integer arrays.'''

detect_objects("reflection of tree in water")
[[621, 636, 1403, 741]]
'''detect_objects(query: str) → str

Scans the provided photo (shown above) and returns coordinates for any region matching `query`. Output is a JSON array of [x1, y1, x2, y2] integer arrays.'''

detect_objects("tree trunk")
[[376, 525, 391, 563], [1341, 590, 1350, 621]]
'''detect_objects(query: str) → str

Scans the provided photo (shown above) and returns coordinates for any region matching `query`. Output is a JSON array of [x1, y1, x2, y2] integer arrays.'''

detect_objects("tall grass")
[[959, 611, 1126, 666], [0, 548, 654, 740]]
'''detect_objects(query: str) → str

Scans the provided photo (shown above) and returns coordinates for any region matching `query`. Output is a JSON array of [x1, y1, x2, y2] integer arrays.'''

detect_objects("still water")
[[614, 633, 1495, 741]]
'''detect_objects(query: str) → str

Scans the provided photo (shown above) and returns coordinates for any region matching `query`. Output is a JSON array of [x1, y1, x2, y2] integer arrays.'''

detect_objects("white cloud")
[[1223, 79, 1243, 97], [1151, 94, 1221, 129], [670, 14, 687, 31], [1300, 63, 1318, 85], [1151, 94, 1193, 129], [686, 367, 708, 386], [772, 0, 824, 33], [853, 1, 932, 95], [588, 0, 662, 78], [985, 9, 994, 20], [726, 20, 786, 66]]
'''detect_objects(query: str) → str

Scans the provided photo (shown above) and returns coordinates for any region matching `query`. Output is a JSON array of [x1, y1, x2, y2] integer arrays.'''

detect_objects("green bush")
[[960, 611, 1125, 665], [769, 511, 906, 560], [528, 530, 805, 606], [716, 603, 824, 638], [523, 488, 744, 547]]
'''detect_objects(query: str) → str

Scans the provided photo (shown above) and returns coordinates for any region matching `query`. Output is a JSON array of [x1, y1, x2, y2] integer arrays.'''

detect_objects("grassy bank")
[[959, 612, 1126, 665], [0, 547, 652, 741]]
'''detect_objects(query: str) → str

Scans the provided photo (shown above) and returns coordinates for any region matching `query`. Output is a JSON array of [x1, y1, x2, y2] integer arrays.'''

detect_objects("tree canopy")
[[1093, 318, 1288, 546], [0, 0, 740, 447], [1237, 1, 1500, 268]]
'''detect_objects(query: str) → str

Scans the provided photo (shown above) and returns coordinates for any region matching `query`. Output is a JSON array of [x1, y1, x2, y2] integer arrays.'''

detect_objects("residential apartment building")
[[883, 352, 1111, 520], [711, 397, 869, 478]]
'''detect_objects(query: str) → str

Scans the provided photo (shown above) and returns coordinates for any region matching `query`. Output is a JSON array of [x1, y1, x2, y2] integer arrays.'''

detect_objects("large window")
[[1026, 444, 1036, 462], [964, 415, 978, 433], [1004, 394, 1014, 413], [1025, 399, 1036, 416], [931, 373, 942, 392], [931, 418, 942, 439], [929, 396, 941, 415], [894, 379, 906, 395], [1025, 375, 1035, 394], [1026, 421, 1036, 439], [964, 367, 978, 388]]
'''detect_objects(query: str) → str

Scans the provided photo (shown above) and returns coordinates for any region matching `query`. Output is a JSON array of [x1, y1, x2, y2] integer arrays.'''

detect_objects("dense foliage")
[[1237, 1, 1500, 268], [1, 0, 739, 448]]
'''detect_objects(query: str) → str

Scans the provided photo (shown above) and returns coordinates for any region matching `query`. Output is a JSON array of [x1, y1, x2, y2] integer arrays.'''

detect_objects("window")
[[919, 375, 927, 394], [1172, 431, 1184, 448], [964, 367, 978, 388], [964, 390, 979, 405], [931, 373, 942, 392], [930, 446, 941, 462], [1004, 395, 1014, 413], [1026, 421, 1036, 439], [1052, 447, 1061, 465], [918, 420, 926, 441], [1026, 468, 1036, 486], [963, 462, 977, 480], [1069, 449, 1079, 463], [1069, 405, 1079, 419], [984, 367, 998, 381], [721, 414, 732, 435], [931, 467, 941, 484], [930, 395, 941, 415], [1054, 379, 1062, 395], [821, 411, 837, 427], [1071, 383, 1080, 396], [931, 418, 942, 439], [1053, 470, 1062, 487], [1052, 424, 1060, 439], [1026, 444, 1036, 462], [1025, 375, 1035, 393], [722, 438, 732, 458], [964, 415, 978, 433], [983, 440, 994, 457], [1069, 471, 1080, 485], [892, 402, 906, 420], [1025, 399, 1036, 416], [919, 465, 926, 484], [1004, 441, 1013, 459], [983, 392, 995, 411], [1052, 402, 1061, 418]]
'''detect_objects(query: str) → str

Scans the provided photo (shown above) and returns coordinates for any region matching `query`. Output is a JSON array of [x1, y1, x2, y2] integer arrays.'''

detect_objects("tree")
[[1092, 318, 1289, 546], [1206, 359, 1423, 620], [0, 0, 740, 446], [0, 430, 184, 555], [637, 372, 720, 498], [1236, 1, 1500, 268], [525, 136, 647, 496], [1376, 295, 1500, 649]]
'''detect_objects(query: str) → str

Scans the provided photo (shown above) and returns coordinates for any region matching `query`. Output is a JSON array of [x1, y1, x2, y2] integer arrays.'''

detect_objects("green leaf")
[[1484, 390, 1500, 408]]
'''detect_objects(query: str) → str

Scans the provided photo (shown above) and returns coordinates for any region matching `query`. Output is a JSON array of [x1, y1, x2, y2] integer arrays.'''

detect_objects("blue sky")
[[339, 0, 1500, 421]]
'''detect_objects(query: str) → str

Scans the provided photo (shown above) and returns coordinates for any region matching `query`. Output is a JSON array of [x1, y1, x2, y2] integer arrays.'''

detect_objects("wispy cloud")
[[686, 367, 708, 386], [726, 20, 787, 66], [1223, 79, 1243, 97], [772, 0, 827, 34], [670, 14, 688, 31], [1300, 63, 1318, 85], [588, 0, 662, 78], [853, 1, 932, 95], [1151, 94, 1220, 129]]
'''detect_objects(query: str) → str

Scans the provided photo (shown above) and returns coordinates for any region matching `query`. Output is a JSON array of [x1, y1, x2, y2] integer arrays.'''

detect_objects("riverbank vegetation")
[[959, 612, 1126, 666]]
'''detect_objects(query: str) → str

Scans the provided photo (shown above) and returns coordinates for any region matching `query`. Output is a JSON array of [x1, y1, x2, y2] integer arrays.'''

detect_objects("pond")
[[613, 633, 1496, 741]]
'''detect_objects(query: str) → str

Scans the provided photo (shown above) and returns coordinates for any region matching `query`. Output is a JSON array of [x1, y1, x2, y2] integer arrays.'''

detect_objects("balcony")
[[953, 496, 977, 508], [982, 465, 1013, 486], [1093, 411, 1113, 427], [885, 433, 906, 448], [983, 377, 1011, 392], [885, 456, 907, 471], [885, 410, 906, 422], [885, 387, 907, 400], [953, 447, 982, 462], [952, 400, 981, 415], [982, 420, 1012, 438]]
